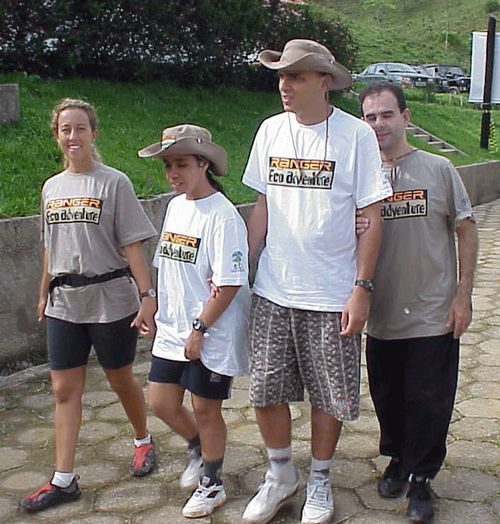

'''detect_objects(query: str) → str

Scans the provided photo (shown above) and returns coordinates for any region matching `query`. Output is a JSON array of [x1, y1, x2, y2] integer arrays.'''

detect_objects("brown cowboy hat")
[[259, 39, 352, 90], [138, 124, 227, 176]]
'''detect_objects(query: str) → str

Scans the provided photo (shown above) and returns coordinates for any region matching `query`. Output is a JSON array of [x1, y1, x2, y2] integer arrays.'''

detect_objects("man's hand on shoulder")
[[355, 209, 371, 236]]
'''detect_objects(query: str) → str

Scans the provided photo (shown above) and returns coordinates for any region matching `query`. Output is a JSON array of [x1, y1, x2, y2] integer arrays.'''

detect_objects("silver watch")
[[355, 279, 374, 292], [139, 288, 157, 299], [192, 318, 207, 334]]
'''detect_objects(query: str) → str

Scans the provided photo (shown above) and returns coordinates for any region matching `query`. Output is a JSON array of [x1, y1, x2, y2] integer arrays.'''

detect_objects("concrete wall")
[[1, 161, 499, 372], [0, 84, 20, 125], [457, 161, 500, 206], [0, 192, 176, 373]]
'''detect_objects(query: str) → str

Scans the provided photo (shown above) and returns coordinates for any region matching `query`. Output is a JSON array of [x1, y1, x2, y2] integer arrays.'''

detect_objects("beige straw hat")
[[138, 124, 227, 176], [259, 39, 352, 90]]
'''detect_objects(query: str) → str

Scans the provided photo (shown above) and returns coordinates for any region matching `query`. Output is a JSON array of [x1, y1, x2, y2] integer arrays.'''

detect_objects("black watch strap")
[[140, 288, 156, 298], [355, 279, 374, 292], [192, 318, 207, 334]]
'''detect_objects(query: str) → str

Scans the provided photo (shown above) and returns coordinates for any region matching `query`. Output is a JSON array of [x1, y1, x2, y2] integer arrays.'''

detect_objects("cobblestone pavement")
[[1, 199, 499, 524]]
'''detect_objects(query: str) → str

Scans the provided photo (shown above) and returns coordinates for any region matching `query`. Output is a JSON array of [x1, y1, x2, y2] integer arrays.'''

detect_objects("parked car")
[[354, 62, 435, 88], [421, 64, 470, 94]]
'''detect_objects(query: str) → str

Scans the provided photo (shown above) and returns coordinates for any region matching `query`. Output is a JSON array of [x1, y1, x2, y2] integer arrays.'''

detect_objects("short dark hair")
[[358, 82, 407, 115]]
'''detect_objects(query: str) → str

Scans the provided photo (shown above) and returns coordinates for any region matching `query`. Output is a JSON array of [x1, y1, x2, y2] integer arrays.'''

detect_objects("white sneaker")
[[179, 453, 203, 489], [301, 475, 334, 524], [243, 468, 300, 524], [182, 476, 227, 518]]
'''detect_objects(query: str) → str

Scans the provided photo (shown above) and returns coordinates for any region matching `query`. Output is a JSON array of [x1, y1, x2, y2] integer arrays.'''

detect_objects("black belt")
[[49, 267, 131, 295]]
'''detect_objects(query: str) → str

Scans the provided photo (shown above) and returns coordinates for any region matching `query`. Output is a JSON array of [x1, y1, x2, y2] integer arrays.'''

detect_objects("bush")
[[485, 0, 500, 13], [245, 1, 358, 91], [0, 0, 165, 80], [0, 0, 357, 90]]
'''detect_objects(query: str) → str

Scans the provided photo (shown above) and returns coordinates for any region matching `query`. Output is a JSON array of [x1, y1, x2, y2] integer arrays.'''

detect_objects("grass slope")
[[0, 73, 282, 217], [1, 73, 499, 217], [314, 0, 493, 71]]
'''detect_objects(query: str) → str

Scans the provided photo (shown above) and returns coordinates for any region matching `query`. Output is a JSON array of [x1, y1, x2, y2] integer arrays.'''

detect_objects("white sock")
[[310, 457, 331, 479], [134, 434, 151, 447], [51, 471, 75, 488], [267, 445, 296, 483]]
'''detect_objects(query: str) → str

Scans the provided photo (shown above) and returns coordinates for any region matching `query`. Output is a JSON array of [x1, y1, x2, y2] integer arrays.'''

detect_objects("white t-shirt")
[[41, 163, 157, 323], [152, 192, 250, 377], [242, 109, 392, 311]]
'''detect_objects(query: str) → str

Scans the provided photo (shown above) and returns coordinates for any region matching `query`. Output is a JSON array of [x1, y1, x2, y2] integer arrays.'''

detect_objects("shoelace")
[[133, 443, 153, 467], [193, 483, 219, 499], [258, 472, 280, 496], [307, 480, 330, 508], [25, 483, 54, 500]]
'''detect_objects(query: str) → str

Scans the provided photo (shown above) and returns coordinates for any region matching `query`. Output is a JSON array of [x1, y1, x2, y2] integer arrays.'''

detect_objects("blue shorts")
[[46, 314, 138, 371], [148, 356, 233, 400]]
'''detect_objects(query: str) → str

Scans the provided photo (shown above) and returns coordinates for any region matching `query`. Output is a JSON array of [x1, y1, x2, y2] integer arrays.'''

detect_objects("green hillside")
[[314, 0, 494, 71]]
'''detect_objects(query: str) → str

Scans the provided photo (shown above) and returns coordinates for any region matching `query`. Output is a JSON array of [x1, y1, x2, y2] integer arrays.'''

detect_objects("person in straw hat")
[[138, 124, 250, 518], [241, 40, 392, 524]]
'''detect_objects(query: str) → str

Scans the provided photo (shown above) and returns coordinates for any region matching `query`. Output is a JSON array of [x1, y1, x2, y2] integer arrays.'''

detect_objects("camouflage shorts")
[[249, 294, 361, 421]]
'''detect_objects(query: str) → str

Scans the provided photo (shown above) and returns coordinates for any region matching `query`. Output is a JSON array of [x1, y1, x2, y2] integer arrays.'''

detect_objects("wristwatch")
[[139, 288, 157, 299], [355, 279, 374, 292], [192, 318, 207, 334]]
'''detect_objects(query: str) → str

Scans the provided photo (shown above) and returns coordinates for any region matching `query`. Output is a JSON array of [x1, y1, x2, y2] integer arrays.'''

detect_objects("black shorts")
[[148, 356, 233, 400], [46, 314, 138, 371]]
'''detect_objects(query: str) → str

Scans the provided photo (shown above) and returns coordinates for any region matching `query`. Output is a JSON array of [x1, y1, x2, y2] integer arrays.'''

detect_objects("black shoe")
[[406, 476, 434, 522], [19, 475, 81, 511], [378, 458, 408, 498]]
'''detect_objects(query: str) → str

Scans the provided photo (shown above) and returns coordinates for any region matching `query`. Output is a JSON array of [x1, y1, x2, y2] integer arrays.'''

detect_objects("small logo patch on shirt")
[[231, 250, 245, 272]]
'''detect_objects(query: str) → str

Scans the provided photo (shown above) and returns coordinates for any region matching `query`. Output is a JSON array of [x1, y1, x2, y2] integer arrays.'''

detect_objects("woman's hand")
[[207, 278, 221, 300], [131, 297, 157, 337], [37, 296, 48, 322], [356, 209, 371, 236], [184, 330, 203, 360]]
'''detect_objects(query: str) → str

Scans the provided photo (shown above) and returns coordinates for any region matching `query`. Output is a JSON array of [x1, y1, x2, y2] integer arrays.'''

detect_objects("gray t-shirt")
[[367, 150, 472, 340], [41, 163, 157, 323]]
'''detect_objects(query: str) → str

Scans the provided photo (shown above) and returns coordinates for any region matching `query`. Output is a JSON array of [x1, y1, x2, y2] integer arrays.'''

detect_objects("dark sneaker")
[[406, 476, 434, 522], [131, 438, 156, 477], [19, 475, 81, 511], [378, 458, 408, 498]]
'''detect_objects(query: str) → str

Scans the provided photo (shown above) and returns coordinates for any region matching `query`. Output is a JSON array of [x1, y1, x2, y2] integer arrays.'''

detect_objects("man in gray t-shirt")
[[358, 82, 478, 523]]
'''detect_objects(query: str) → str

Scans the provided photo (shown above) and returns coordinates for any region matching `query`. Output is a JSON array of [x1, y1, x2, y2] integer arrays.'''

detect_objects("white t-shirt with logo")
[[243, 109, 392, 312], [41, 163, 157, 323], [152, 192, 250, 377]]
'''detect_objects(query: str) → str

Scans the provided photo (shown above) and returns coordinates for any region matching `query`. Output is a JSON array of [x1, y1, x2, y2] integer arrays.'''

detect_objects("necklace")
[[383, 148, 417, 187], [287, 106, 331, 179]]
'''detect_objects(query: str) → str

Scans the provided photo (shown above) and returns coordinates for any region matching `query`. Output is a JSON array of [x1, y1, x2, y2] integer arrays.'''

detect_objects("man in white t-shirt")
[[358, 82, 478, 523], [241, 39, 392, 524]]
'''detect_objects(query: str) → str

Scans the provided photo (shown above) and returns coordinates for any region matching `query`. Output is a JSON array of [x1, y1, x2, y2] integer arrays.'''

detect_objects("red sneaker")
[[19, 475, 81, 511], [131, 438, 156, 476]]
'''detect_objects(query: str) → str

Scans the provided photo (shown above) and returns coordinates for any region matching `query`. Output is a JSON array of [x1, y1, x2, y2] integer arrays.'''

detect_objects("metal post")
[[480, 15, 496, 149]]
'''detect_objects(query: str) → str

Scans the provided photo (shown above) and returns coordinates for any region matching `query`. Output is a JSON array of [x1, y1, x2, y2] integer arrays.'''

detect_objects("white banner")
[[470, 31, 500, 103]]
